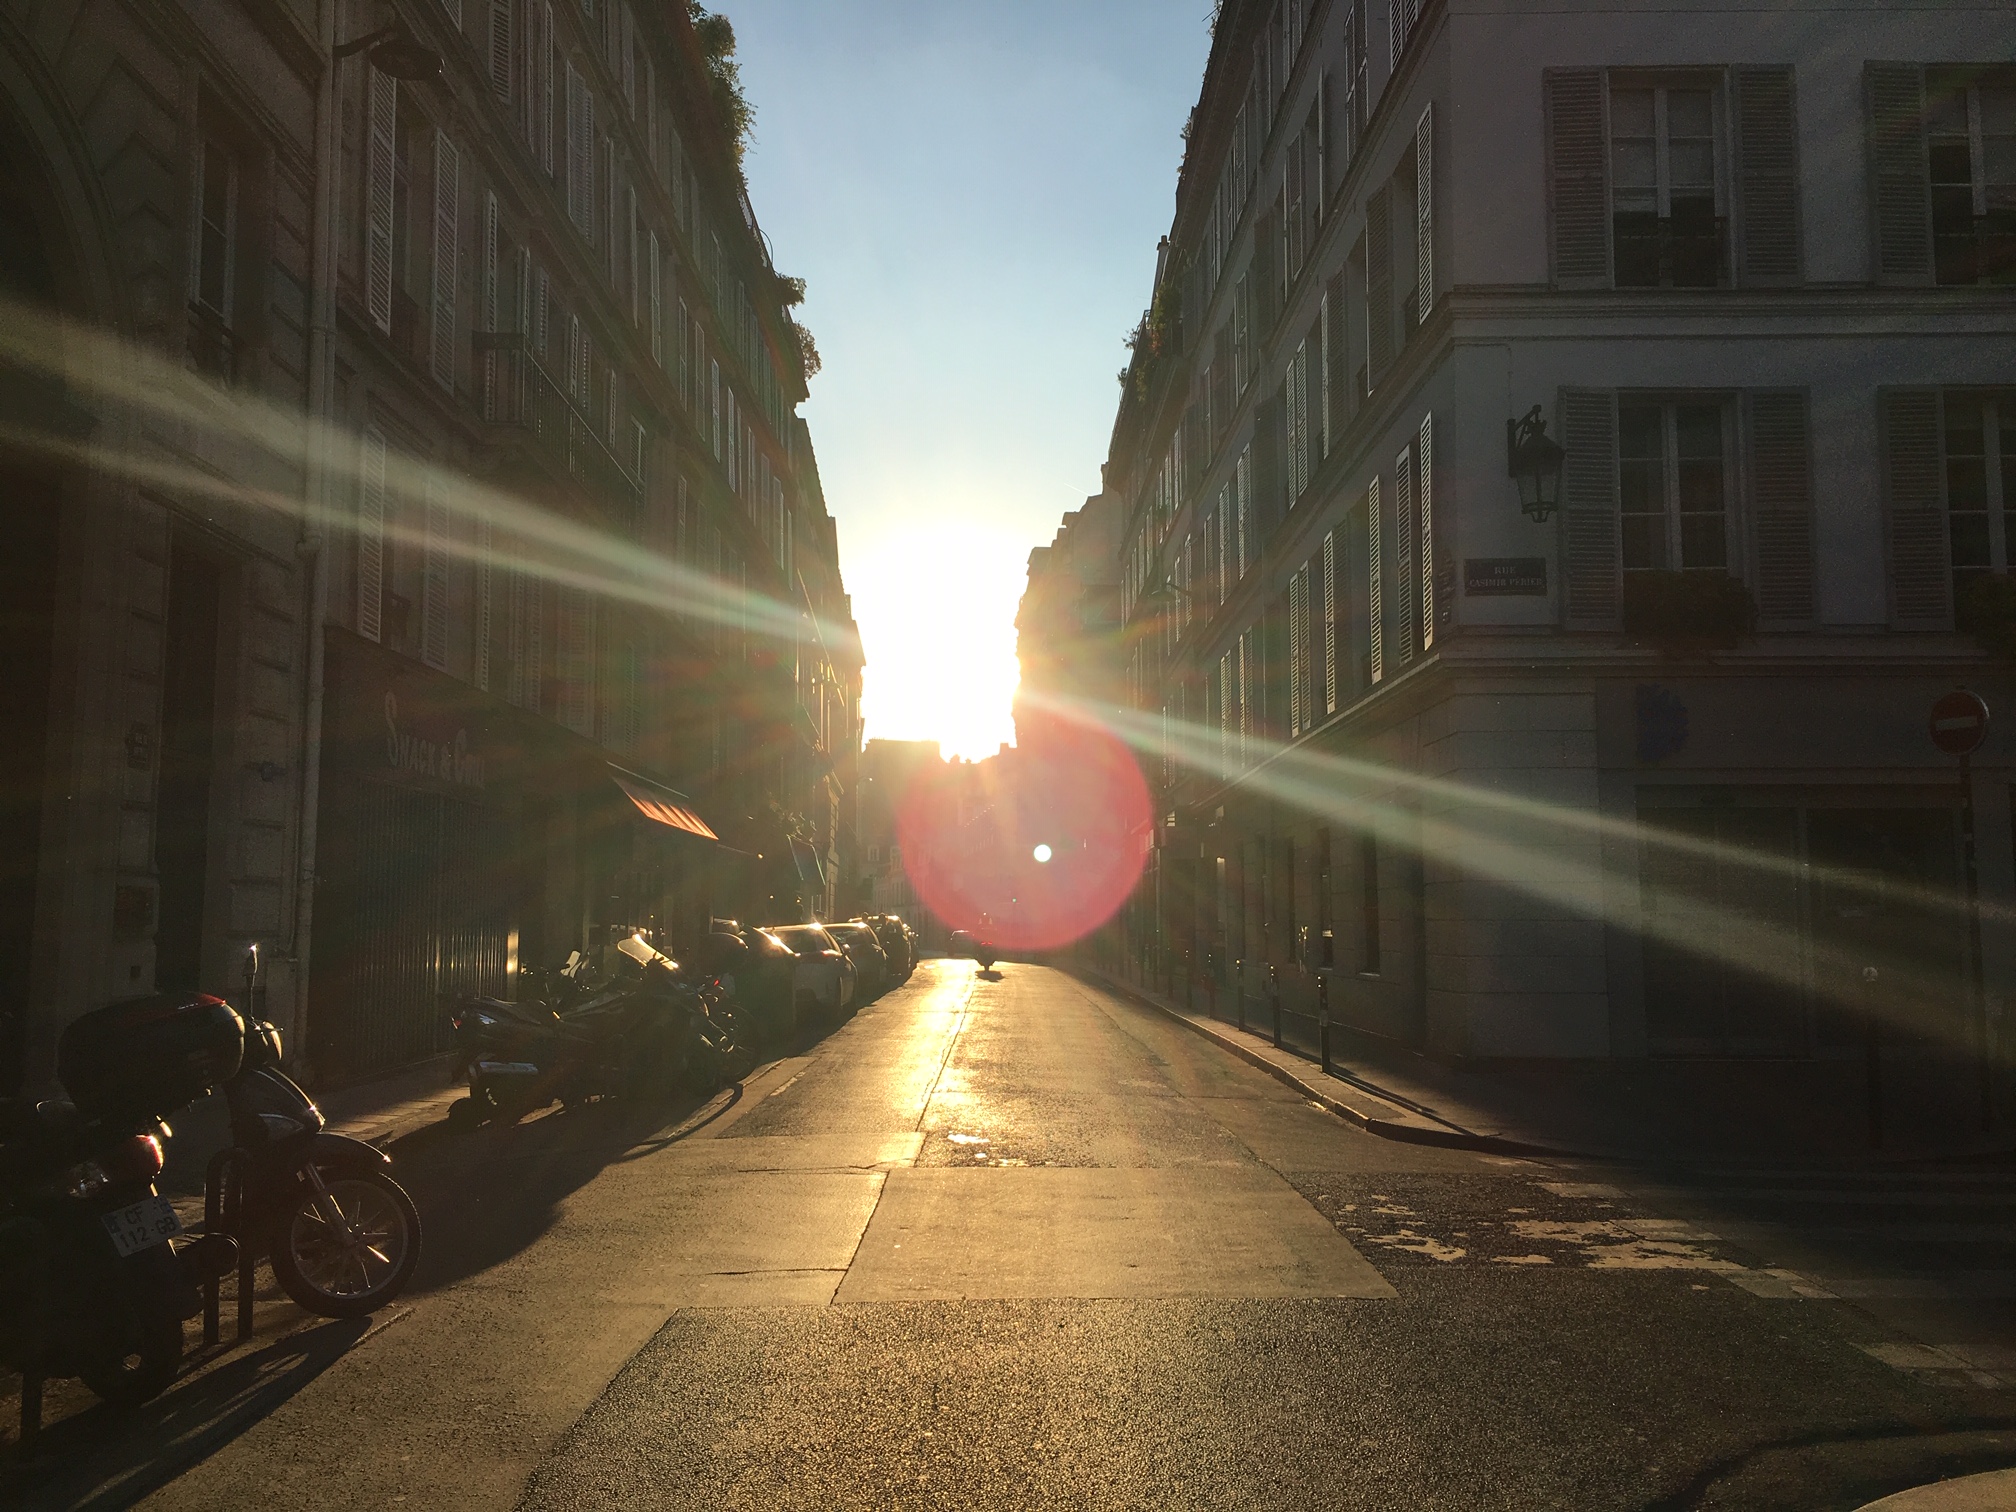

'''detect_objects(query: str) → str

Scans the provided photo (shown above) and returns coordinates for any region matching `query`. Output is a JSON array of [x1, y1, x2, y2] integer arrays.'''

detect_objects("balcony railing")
[[474, 332, 642, 512], [1613, 213, 1728, 290], [1934, 212, 2016, 287]]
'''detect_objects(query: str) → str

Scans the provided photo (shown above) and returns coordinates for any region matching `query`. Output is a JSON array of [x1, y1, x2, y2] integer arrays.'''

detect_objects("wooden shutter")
[[431, 131, 458, 390], [1745, 391, 1816, 624], [1882, 389, 1950, 627], [1559, 388, 1621, 627], [566, 64, 591, 229], [1866, 64, 1932, 285], [1415, 103, 1434, 324], [422, 474, 450, 669], [473, 515, 493, 691], [1367, 476, 1384, 683], [365, 73, 397, 334], [1322, 529, 1337, 715], [648, 232, 662, 366], [357, 427, 387, 641], [1545, 69, 1611, 290], [1366, 185, 1393, 380], [538, 3, 556, 174], [1418, 411, 1436, 651], [489, 0, 513, 102], [1289, 569, 1306, 734], [1394, 445, 1416, 665], [481, 192, 500, 418], [1734, 67, 1801, 286]]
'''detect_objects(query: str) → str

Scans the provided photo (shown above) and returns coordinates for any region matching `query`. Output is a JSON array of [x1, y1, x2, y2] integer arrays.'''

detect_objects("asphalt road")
[[16, 960, 2016, 1509]]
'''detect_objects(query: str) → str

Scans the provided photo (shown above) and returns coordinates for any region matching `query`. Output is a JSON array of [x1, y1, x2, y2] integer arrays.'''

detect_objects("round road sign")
[[1929, 689, 1990, 757]]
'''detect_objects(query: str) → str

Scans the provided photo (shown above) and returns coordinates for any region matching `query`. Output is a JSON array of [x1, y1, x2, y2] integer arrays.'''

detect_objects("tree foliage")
[[686, 3, 754, 168]]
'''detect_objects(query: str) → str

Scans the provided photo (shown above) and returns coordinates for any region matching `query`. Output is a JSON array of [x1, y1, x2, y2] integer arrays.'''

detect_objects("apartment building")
[[1095, 0, 2016, 1102], [0, 0, 859, 1091]]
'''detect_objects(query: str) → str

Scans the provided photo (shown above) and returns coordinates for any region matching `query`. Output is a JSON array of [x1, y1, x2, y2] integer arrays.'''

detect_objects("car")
[[826, 922, 891, 999], [689, 921, 799, 1046], [854, 914, 917, 981], [768, 923, 855, 1017]]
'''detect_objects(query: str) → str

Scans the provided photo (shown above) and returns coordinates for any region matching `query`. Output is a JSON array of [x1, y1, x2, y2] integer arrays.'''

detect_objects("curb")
[[1077, 968, 1581, 1160]]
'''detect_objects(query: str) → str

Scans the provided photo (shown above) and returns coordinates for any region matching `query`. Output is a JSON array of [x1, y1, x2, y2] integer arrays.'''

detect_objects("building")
[[1079, 0, 2016, 1117], [1015, 487, 1123, 748], [0, 0, 859, 1093], [855, 737, 942, 936]]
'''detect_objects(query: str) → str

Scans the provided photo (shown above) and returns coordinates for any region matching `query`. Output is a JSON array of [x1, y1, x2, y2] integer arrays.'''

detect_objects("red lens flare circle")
[[895, 719, 1150, 952]]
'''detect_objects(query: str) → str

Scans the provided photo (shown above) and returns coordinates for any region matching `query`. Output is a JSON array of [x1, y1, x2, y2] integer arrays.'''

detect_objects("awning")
[[608, 764, 718, 841]]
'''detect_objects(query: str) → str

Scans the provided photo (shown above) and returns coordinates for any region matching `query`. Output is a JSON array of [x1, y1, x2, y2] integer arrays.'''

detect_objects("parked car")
[[768, 923, 855, 1018], [690, 921, 799, 1047], [854, 914, 917, 982], [826, 922, 891, 1000]]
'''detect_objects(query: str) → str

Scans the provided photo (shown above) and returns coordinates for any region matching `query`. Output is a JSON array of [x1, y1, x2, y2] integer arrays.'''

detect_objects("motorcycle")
[[205, 1009, 422, 1319], [1, 993, 243, 1434], [447, 935, 738, 1128]]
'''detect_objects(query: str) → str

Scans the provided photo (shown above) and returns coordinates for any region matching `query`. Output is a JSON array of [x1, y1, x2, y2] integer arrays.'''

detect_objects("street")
[[15, 959, 2016, 1510]]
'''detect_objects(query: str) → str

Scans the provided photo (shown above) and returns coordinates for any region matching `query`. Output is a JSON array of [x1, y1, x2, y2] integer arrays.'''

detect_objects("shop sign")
[[383, 691, 485, 790]]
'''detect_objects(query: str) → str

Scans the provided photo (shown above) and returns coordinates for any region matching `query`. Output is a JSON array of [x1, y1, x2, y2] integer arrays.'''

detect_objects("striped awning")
[[607, 765, 718, 841]]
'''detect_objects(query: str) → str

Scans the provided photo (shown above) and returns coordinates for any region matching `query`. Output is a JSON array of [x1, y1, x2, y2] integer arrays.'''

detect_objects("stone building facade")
[[1083, 0, 2016, 1118], [0, 0, 859, 1093]]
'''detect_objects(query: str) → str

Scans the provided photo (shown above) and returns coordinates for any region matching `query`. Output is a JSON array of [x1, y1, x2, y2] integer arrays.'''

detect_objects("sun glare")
[[850, 520, 1027, 762]]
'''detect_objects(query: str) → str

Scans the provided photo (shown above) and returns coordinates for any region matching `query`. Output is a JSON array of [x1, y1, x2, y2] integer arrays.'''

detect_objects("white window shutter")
[[422, 474, 450, 669], [1289, 569, 1306, 736], [1322, 529, 1337, 715], [431, 131, 459, 389], [488, 0, 513, 102], [357, 427, 387, 641], [1560, 388, 1622, 628], [1394, 445, 1415, 665], [481, 191, 500, 417], [365, 72, 397, 334], [628, 187, 640, 322], [1415, 103, 1434, 324], [648, 232, 662, 366], [1418, 411, 1436, 650], [1367, 476, 1383, 683], [539, 4, 556, 174]]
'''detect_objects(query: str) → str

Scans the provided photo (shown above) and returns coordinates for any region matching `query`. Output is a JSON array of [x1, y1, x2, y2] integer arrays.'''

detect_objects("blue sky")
[[727, 1, 1215, 759]]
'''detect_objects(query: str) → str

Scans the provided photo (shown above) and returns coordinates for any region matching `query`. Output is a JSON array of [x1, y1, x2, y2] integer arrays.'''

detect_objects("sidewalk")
[[1081, 967, 2016, 1168]]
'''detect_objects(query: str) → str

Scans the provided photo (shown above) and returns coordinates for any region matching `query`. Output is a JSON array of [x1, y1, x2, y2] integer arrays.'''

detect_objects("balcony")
[[1613, 213, 1728, 290], [473, 332, 642, 518]]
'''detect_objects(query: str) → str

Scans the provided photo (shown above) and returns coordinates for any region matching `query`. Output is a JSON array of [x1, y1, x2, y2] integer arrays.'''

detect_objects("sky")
[[726, 1, 1216, 761]]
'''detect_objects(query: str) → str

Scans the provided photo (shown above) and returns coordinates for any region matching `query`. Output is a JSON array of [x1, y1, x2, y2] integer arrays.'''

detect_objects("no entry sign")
[[1929, 689, 1990, 757]]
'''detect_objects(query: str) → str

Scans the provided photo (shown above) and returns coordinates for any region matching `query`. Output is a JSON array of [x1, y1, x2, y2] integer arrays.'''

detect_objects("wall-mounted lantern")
[[333, 23, 444, 81], [1506, 405, 1566, 524]]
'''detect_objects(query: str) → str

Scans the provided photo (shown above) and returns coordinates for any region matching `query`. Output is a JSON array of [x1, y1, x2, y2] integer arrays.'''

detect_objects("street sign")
[[1929, 689, 1990, 757]]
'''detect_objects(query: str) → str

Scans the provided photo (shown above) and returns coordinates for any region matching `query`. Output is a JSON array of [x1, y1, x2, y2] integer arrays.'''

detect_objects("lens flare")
[[896, 719, 1149, 951]]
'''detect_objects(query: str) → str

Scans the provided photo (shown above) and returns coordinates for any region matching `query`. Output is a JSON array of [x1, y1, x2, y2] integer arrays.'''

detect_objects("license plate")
[[101, 1195, 183, 1257]]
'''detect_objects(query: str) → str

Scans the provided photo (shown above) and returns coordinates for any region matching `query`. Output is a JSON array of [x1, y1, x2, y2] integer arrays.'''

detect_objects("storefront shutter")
[[357, 427, 386, 642], [1882, 389, 1950, 627], [1745, 390, 1815, 625], [1734, 67, 1801, 285], [1559, 388, 1621, 628], [1867, 64, 1932, 285], [1415, 103, 1435, 324], [421, 475, 450, 669], [1545, 69, 1610, 290], [365, 73, 397, 334], [1367, 476, 1383, 683], [431, 132, 459, 390], [1366, 185, 1393, 381]]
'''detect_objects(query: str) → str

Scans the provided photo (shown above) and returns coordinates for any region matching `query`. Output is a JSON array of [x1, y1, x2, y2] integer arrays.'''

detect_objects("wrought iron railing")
[[1613, 214, 1728, 289], [473, 331, 642, 510]]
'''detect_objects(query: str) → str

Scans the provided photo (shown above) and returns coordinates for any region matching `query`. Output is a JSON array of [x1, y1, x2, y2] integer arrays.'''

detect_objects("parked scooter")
[[204, 1008, 422, 1319], [447, 935, 737, 1128], [0, 993, 243, 1435]]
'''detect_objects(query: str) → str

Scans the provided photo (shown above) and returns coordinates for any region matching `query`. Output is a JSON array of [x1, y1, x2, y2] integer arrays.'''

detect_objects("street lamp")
[[1506, 405, 1567, 524], [333, 23, 444, 81]]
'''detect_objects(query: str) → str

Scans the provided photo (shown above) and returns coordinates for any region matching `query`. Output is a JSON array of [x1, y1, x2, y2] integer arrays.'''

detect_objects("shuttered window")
[[488, 0, 512, 102], [1418, 412, 1437, 651], [565, 64, 592, 232], [1365, 185, 1393, 380], [1321, 529, 1338, 715], [480, 191, 500, 418], [1928, 73, 2016, 286], [1618, 400, 1729, 576], [1366, 475, 1383, 682], [1393, 445, 1416, 667], [1560, 388, 1622, 627], [647, 232, 663, 366], [1883, 390, 1949, 626], [421, 475, 450, 669], [1546, 69, 1611, 289], [1415, 103, 1435, 324], [1745, 391, 1816, 624], [1885, 391, 2016, 627], [430, 132, 459, 391], [1288, 568, 1306, 735], [357, 427, 387, 642], [1867, 65, 1934, 284], [365, 72, 398, 334], [473, 516, 493, 691]]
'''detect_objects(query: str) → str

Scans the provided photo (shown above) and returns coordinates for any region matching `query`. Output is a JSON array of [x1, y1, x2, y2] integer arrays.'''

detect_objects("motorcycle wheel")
[[271, 1169, 422, 1319], [77, 1306, 182, 1407]]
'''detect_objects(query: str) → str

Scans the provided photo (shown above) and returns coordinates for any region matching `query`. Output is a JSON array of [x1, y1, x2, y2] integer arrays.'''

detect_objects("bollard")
[[1234, 959, 1246, 1034], [204, 1146, 254, 1345], [1270, 964, 1283, 1049]]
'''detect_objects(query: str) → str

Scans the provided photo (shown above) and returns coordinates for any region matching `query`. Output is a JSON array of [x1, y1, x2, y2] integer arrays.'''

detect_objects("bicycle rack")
[[202, 1146, 256, 1345]]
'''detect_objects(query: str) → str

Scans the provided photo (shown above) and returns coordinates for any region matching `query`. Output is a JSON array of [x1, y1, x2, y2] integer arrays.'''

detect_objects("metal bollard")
[[204, 1146, 255, 1345]]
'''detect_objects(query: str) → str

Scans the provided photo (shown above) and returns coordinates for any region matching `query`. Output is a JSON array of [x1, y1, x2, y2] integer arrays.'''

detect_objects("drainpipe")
[[289, 0, 341, 1078]]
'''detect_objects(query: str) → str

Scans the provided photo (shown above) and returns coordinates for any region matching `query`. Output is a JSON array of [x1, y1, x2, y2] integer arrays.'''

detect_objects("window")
[[1611, 83, 1723, 287], [1941, 394, 2016, 603], [190, 137, 236, 380], [1619, 401, 1730, 574], [1928, 75, 2016, 285]]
